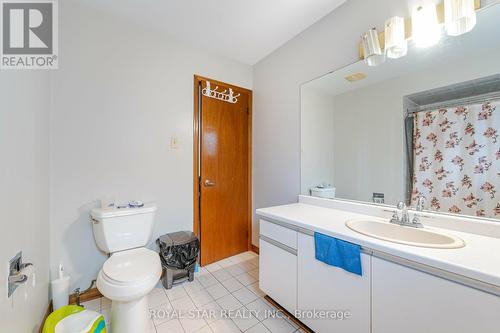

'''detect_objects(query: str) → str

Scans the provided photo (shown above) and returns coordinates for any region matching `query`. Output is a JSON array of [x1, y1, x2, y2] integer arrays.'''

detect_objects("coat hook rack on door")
[[202, 81, 241, 104]]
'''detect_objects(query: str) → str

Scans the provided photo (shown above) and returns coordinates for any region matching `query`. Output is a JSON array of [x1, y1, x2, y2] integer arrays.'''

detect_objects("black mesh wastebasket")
[[157, 231, 199, 289]]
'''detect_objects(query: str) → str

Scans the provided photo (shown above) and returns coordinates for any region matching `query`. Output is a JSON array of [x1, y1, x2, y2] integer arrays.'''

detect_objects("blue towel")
[[314, 232, 362, 276]]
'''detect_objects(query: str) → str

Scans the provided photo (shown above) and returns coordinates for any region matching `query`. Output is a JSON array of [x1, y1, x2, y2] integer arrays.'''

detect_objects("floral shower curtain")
[[411, 100, 500, 218]]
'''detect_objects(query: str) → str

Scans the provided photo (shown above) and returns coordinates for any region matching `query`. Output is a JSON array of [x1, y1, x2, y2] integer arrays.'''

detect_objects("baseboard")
[[264, 295, 314, 333], [68, 287, 102, 305], [38, 300, 53, 333], [251, 244, 259, 254]]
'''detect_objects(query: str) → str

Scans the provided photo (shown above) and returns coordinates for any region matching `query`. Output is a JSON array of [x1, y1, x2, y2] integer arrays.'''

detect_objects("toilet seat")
[[102, 247, 160, 285], [97, 247, 161, 302]]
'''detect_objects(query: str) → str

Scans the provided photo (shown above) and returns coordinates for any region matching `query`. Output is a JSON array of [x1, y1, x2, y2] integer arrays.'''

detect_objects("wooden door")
[[194, 76, 252, 265]]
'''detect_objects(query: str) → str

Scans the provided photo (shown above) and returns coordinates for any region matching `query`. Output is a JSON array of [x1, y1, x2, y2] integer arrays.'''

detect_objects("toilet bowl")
[[91, 203, 160, 333], [97, 247, 161, 333]]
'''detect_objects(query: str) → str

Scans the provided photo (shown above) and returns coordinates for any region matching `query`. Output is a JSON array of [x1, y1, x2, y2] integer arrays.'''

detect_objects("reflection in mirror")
[[300, 4, 500, 220]]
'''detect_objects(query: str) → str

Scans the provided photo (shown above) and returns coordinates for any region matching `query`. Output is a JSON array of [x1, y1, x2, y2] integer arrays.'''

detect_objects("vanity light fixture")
[[412, 4, 441, 48], [361, 28, 385, 66], [444, 0, 476, 36], [384, 16, 407, 59]]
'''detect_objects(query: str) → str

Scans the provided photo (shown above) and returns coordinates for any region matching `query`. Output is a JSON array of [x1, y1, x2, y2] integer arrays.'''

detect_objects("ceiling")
[[80, 0, 347, 65]]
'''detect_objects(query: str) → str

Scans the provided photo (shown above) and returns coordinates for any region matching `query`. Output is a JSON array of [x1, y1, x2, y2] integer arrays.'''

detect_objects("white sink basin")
[[345, 219, 465, 249]]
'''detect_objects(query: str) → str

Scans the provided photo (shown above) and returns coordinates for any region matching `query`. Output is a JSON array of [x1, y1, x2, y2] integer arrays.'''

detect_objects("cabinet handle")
[[260, 235, 297, 256]]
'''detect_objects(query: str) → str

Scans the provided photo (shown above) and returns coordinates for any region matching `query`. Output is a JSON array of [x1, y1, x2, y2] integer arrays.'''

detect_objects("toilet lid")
[[102, 247, 160, 284]]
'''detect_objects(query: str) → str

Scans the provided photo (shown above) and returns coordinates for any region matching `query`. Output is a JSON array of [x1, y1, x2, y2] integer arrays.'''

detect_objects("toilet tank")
[[90, 204, 157, 253]]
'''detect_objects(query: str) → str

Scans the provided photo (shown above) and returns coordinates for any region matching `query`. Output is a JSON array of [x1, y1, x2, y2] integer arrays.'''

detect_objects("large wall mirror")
[[300, 4, 500, 220]]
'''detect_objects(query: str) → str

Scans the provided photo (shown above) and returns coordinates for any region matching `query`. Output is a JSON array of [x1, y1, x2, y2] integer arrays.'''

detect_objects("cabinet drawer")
[[260, 219, 297, 249]]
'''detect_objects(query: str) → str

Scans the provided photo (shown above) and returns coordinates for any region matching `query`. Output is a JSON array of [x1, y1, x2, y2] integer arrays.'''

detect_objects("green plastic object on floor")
[[43, 305, 106, 333]]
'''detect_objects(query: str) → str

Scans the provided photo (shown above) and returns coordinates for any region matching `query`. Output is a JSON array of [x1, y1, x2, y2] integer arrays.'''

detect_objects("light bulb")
[[412, 4, 441, 48], [444, 0, 476, 36], [385, 16, 407, 59], [361, 28, 385, 66]]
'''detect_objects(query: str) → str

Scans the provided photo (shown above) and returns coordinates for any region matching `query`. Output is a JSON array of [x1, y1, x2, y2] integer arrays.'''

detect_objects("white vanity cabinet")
[[297, 233, 371, 333], [259, 219, 298, 313], [372, 257, 500, 333]]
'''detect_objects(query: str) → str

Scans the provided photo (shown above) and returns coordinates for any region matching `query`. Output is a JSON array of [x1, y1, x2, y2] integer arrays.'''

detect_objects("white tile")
[[230, 251, 256, 263], [206, 283, 229, 300], [149, 291, 170, 308], [235, 272, 258, 286], [245, 322, 271, 333], [220, 277, 244, 293], [217, 258, 235, 268], [82, 298, 100, 311], [249, 257, 259, 268], [246, 299, 273, 321], [232, 287, 259, 305], [209, 318, 240, 333], [184, 280, 204, 295], [230, 307, 259, 331], [212, 269, 232, 282], [198, 273, 219, 288], [180, 316, 208, 333], [190, 289, 215, 308], [226, 264, 246, 277], [239, 260, 257, 272], [150, 285, 167, 294], [205, 263, 223, 273], [262, 317, 296, 333], [197, 301, 223, 324], [171, 296, 197, 314], [100, 297, 112, 310], [166, 285, 188, 301], [216, 294, 242, 312], [155, 318, 185, 333], [150, 302, 174, 326], [194, 326, 213, 333], [247, 282, 266, 298], [247, 268, 259, 279]]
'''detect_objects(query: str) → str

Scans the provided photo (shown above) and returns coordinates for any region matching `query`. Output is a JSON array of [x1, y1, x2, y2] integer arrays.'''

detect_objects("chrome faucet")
[[390, 200, 424, 228]]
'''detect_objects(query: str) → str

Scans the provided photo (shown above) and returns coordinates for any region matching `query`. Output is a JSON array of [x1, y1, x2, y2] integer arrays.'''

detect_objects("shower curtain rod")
[[406, 91, 500, 116]]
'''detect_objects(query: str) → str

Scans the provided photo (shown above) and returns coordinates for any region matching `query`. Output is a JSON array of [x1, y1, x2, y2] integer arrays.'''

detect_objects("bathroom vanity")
[[257, 197, 500, 333]]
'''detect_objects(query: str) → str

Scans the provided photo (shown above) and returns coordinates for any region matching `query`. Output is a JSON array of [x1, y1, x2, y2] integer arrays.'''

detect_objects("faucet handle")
[[416, 196, 426, 211]]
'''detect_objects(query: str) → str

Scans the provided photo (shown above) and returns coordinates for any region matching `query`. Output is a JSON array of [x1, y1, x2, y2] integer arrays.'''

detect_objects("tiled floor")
[[83, 251, 307, 333]]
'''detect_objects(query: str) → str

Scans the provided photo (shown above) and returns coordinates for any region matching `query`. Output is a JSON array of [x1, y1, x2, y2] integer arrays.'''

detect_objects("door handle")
[[204, 179, 216, 187]]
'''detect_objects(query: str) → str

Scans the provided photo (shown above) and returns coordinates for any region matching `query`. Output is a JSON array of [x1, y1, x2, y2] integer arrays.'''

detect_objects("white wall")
[[300, 86, 335, 194], [0, 71, 50, 332], [253, 0, 413, 243], [50, 1, 252, 290]]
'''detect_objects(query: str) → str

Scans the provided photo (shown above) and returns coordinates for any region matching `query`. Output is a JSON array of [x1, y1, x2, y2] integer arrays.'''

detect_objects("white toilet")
[[91, 204, 161, 333]]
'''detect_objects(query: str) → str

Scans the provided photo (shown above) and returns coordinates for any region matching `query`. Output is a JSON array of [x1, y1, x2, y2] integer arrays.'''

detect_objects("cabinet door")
[[259, 238, 297, 313], [297, 233, 371, 333], [372, 257, 500, 333]]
